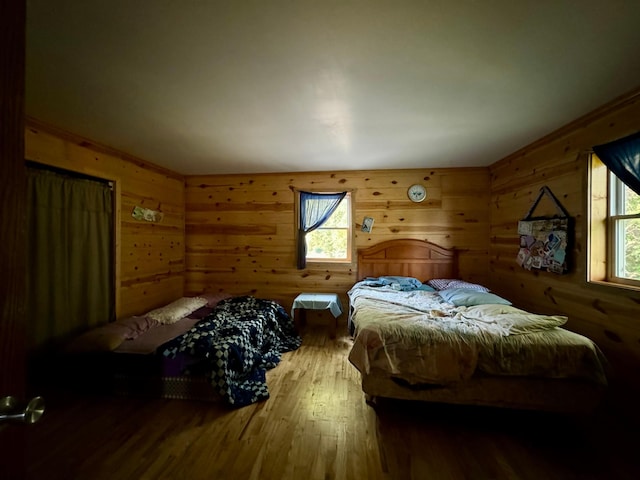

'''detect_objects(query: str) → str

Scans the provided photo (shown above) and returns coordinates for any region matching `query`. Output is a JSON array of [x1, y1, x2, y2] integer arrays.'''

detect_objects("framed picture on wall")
[[361, 216, 374, 233]]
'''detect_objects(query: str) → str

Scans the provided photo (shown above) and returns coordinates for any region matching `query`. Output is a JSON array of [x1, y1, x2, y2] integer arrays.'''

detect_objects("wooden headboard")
[[357, 239, 458, 281]]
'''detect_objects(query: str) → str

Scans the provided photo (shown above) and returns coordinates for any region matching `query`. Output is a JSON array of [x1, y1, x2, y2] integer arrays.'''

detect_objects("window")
[[609, 171, 640, 282], [295, 190, 353, 268], [305, 194, 351, 261], [588, 154, 640, 288]]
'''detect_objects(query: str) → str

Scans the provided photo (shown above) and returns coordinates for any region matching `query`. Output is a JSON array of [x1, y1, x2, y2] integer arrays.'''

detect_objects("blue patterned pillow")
[[427, 278, 490, 292]]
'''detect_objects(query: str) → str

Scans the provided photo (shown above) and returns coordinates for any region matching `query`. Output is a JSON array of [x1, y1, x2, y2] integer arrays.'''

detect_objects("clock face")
[[408, 184, 427, 203]]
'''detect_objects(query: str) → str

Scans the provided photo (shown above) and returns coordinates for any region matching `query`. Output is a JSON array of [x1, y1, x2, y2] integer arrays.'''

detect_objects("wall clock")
[[407, 184, 427, 203]]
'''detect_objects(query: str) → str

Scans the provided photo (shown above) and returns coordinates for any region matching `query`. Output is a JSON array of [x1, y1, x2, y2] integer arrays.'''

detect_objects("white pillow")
[[145, 297, 208, 324], [463, 304, 568, 334], [438, 288, 510, 306]]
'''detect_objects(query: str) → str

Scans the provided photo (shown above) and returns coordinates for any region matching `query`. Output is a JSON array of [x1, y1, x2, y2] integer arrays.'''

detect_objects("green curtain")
[[26, 166, 114, 353]]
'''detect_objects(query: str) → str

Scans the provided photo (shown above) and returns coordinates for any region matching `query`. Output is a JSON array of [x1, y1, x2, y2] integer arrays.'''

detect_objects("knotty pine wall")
[[489, 89, 640, 414], [184, 168, 490, 324], [24, 119, 186, 319]]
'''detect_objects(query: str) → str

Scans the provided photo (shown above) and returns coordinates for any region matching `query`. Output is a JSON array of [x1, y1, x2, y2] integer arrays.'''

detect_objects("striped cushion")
[[427, 278, 490, 292]]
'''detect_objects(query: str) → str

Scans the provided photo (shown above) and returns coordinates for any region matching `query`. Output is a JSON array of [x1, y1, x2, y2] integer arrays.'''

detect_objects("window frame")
[[588, 153, 640, 290], [294, 189, 355, 265]]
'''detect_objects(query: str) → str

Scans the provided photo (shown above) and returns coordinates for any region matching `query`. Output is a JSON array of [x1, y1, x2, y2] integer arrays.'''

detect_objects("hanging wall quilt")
[[516, 186, 571, 275]]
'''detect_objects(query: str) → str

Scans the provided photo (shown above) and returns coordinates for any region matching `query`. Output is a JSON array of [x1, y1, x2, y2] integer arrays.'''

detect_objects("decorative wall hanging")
[[132, 205, 164, 223], [516, 186, 571, 275], [361, 216, 374, 233]]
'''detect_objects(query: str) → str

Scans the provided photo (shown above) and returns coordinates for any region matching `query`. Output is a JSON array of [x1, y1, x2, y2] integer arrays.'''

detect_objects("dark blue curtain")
[[297, 191, 347, 269], [593, 131, 640, 196]]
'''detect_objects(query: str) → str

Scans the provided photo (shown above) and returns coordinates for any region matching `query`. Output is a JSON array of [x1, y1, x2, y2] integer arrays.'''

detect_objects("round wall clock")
[[407, 184, 427, 203]]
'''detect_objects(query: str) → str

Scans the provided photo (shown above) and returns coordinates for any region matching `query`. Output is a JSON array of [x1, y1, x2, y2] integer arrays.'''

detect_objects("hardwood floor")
[[25, 328, 639, 480]]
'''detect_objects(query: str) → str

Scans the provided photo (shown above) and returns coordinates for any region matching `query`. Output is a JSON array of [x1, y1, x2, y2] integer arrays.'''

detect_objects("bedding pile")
[[161, 296, 302, 407]]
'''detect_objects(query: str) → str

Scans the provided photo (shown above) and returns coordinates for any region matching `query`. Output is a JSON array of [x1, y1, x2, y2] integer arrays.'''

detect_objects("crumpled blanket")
[[347, 288, 483, 383], [347, 283, 608, 386], [348, 284, 512, 340], [161, 296, 302, 407]]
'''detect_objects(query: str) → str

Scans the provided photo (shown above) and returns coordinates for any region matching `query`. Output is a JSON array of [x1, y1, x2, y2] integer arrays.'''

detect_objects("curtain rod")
[[289, 186, 355, 193]]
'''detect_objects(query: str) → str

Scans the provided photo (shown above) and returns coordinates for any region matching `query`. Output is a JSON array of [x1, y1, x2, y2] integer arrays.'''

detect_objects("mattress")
[[113, 317, 200, 355]]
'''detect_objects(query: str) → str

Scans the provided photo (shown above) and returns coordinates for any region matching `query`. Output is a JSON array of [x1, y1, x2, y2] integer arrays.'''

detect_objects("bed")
[[347, 239, 608, 414], [64, 293, 302, 407]]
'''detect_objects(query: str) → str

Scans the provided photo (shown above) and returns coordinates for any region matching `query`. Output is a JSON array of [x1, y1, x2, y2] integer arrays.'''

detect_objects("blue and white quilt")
[[161, 296, 301, 407]]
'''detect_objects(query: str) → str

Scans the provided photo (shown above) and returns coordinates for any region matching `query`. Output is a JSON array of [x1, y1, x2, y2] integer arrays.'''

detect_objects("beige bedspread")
[[347, 284, 608, 386]]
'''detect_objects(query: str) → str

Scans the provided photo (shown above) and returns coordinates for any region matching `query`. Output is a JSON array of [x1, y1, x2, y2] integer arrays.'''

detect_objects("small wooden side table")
[[291, 293, 343, 338]]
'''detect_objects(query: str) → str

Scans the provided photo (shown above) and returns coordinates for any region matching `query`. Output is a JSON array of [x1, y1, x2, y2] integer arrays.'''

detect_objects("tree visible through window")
[[305, 193, 351, 262], [610, 174, 640, 281]]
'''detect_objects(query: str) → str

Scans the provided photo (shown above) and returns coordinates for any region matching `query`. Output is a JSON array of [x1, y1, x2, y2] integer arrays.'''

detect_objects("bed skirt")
[[58, 350, 222, 402], [360, 369, 606, 414], [113, 373, 221, 402]]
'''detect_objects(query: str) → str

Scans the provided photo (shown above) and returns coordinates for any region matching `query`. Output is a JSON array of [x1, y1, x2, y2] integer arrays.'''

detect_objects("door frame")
[[0, 0, 28, 478]]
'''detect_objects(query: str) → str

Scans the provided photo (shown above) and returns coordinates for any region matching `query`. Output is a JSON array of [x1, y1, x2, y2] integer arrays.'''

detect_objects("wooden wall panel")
[[184, 168, 490, 320], [488, 89, 640, 415], [24, 119, 185, 319]]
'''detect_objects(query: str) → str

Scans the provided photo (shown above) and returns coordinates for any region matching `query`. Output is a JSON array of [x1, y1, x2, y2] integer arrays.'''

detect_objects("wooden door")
[[0, 0, 28, 478]]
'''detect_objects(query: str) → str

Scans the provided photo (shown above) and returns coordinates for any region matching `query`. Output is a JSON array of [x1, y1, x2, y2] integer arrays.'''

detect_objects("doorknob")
[[0, 395, 45, 425]]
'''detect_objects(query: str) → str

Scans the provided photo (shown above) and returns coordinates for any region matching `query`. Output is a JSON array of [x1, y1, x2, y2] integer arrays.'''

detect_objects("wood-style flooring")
[[24, 327, 639, 480]]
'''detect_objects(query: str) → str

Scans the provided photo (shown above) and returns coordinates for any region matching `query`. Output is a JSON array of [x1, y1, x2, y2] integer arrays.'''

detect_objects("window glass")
[[622, 183, 640, 215], [306, 193, 351, 261]]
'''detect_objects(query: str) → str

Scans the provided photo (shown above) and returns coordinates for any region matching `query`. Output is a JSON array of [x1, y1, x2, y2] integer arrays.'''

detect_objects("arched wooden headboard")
[[357, 239, 458, 281]]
